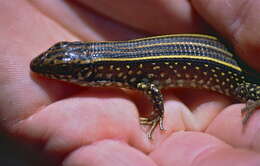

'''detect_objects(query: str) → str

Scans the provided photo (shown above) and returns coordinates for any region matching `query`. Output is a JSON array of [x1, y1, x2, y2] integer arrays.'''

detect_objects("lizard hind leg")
[[236, 82, 260, 124], [241, 99, 260, 124]]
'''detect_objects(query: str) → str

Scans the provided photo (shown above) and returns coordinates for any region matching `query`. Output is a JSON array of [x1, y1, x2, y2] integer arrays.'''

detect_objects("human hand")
[[0, 0, 260, 165]]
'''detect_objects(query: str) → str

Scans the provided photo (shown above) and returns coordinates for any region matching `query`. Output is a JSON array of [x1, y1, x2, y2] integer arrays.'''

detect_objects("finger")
[[191, 0, 260, 71], [13, 90, 152, 155], [150, 131, 260, 165], [171, 89, 230, 131], [69, 0, 209, 34], [206, 104, 260, 152], [30, 0, 142, 40], [63, 140, 156, 166]]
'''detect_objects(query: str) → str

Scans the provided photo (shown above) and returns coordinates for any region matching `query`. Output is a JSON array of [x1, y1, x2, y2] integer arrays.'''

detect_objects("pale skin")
[[1, 0, 260, 165]]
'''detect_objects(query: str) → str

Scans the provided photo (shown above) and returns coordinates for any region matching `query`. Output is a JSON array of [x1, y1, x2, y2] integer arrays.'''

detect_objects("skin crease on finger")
[[1, 0, 260, 165]]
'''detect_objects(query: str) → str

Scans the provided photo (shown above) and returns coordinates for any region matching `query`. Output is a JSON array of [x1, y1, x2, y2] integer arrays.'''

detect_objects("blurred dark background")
[[0, 132, 49, 166]]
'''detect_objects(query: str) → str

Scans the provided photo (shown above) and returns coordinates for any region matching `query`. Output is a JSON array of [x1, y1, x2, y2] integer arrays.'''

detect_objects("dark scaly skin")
[[30, 34, 260, 139]]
